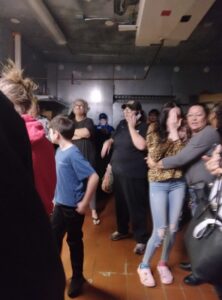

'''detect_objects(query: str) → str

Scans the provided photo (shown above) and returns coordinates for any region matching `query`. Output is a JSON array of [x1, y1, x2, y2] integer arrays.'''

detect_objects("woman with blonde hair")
[[0, 61, 56, 215]]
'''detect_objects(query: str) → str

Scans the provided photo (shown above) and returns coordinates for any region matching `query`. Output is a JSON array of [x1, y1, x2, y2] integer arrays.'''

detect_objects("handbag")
[[184, 176, 222, 283], [101, 164, 113, 193]]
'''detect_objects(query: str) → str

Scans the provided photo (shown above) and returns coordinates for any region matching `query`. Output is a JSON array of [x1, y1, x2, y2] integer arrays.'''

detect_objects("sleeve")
[[138, 122, 148, 138], [162, 127, 220, 169], [84, 118, 96, 138], [111, 120, 123, 139], [70, 148, 95, 181]]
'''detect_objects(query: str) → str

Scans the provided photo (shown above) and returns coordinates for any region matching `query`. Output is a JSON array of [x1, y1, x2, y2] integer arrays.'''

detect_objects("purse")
[[101, 164, 113, 193], [184, 176, 222, 283]]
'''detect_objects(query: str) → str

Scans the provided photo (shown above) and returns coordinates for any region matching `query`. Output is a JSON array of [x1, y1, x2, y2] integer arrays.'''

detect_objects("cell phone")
[[205, 143, 219, 157]]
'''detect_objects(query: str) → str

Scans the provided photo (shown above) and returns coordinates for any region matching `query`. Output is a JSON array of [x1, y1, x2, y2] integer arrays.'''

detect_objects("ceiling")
[[0, 0, 222, 65]]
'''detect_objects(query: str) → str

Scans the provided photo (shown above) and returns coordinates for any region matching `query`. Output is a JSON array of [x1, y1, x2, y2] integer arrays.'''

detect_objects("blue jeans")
[[143, 179, 186, 266]]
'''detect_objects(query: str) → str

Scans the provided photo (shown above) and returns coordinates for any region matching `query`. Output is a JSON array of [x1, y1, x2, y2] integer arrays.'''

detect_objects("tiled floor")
[[61, 194, 218, 300]]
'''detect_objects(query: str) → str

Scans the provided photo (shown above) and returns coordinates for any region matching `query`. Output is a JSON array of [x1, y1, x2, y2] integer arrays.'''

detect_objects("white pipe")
[[14, 32, 22, 69], [27, 0, 67, 45]]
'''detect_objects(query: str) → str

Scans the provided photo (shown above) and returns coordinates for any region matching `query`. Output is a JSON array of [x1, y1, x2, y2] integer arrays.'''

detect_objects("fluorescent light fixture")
[[27, 0, 67, 45], [10, 18, 20, 24], [90, 88, 102, 103], [118, 24, 137, 31]]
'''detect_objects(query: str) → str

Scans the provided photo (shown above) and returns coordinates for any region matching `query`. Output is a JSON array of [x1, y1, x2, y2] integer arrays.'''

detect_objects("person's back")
[[0, 92, 65, 300], [0, 61, 56, 215], [49, 115, 99, 298], [22, 114, 56, 214]]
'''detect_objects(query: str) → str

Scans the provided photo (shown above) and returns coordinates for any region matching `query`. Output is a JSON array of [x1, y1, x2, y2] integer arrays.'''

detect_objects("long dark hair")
[[157, 101, 182, 143], [213, 103, 222, 138]]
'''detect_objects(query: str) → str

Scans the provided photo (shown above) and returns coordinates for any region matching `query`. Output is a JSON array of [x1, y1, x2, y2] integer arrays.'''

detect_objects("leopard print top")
[[147, 123, 185, 182]]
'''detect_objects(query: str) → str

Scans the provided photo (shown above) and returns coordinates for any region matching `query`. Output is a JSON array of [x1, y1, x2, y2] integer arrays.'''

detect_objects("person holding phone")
[[101, 100, 149, 255]]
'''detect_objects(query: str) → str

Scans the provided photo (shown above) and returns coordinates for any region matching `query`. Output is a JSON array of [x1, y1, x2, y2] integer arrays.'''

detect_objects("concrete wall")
[[47, 62, 222, 127], [0, 25, 14, 63]]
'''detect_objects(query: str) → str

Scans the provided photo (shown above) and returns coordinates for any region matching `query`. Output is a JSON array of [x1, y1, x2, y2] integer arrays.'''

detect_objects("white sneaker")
[[157, 265, 173, 284], [137, 265, 156, 287]]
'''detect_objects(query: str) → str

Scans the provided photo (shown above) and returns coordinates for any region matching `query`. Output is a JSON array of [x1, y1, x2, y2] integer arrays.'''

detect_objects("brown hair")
[[0, 60, 37, 114]]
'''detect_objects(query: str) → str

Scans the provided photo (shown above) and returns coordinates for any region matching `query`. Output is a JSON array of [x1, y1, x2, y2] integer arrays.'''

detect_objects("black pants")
[[51, 205, 85, 279], [113, 173, 149, 243]]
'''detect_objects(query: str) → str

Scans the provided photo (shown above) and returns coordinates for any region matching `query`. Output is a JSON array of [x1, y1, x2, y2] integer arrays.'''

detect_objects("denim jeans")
[[143, 179, 186, 266]]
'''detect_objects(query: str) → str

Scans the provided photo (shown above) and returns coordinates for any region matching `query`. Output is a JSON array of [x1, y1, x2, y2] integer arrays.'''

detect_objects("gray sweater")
[[162, 125, 220, 186]]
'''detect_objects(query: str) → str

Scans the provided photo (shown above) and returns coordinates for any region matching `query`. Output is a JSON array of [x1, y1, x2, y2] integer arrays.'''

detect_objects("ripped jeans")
[[142, 179, 186, 266]]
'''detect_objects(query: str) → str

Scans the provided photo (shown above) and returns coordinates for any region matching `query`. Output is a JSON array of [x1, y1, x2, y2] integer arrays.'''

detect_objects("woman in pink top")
[[0, 61, 56, 215]]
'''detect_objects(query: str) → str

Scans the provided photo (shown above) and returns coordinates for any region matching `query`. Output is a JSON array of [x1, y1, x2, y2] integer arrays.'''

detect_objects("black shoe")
[[179, 262, 192, 272], [111, 231, 131, 241], [133, 243, 146, 255], [68, 276, 86, 298], [184, 273, 204, 286]]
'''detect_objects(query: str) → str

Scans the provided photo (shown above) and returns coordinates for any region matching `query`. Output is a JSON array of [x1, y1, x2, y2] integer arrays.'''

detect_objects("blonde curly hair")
[[0, 60, 38, 114]]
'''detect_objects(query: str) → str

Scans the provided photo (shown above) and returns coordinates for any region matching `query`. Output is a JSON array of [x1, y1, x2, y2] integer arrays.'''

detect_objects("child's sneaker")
[[157, 265, 173, 284], [137, 264, 156, 287]]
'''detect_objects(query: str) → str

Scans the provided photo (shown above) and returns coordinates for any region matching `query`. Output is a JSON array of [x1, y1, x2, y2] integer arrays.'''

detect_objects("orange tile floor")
[[61, 195, 218, 300]]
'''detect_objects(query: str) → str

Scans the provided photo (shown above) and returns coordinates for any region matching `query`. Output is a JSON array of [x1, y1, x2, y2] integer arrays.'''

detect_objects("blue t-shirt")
[[54, 145, 95, 207]]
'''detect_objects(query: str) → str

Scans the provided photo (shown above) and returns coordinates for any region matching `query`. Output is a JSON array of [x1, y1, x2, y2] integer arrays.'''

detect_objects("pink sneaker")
[[137, 265, 156, 287], [157, 265, 173, 284]]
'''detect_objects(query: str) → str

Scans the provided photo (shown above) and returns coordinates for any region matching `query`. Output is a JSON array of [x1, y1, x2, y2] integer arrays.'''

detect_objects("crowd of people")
[[1, 60, 222, 299]]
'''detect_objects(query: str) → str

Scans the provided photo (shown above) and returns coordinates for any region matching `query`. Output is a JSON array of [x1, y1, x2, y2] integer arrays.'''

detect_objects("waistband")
[[188, 181, 205, 189]]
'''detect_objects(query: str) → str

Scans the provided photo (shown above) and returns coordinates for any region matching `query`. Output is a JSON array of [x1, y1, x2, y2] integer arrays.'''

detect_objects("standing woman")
[[101, 100, 149, 254], [137, 102, 186, 287], [0, 61, 56, 216], [69, 99, 99, 224]]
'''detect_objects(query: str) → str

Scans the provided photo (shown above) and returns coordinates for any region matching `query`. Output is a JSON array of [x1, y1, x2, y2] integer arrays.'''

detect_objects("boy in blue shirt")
[[49, 115, 99, 298]]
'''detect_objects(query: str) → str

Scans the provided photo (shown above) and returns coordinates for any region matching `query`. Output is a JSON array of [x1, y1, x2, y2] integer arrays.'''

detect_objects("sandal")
[[92, 217, 100, 225], [137, 264, 155, 287]]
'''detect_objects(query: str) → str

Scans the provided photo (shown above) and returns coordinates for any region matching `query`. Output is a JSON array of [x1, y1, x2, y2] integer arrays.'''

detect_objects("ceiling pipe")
[[27, 0, 67, 45], [13, 32, 22, 69]]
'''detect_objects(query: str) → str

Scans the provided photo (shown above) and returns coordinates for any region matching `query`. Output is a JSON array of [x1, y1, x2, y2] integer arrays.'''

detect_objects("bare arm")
[[76, 172, 99, 214], [101, 138, 114, 158], [72, 127, 90, 140]]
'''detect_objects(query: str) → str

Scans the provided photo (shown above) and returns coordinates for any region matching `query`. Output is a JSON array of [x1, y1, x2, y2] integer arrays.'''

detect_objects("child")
[[49, 115, 99, 298]]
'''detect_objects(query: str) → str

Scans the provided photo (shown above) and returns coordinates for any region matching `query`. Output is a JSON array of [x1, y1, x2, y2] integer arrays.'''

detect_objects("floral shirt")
[[147, 123, 185, 182]]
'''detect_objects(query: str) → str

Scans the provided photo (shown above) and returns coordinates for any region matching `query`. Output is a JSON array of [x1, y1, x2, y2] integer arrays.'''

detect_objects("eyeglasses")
[[74, 104, 84, 108]]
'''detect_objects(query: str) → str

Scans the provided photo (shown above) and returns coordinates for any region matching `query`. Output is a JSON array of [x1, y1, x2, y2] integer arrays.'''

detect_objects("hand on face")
[[167, 107, 182, 131], [124, 108, 137, 128]]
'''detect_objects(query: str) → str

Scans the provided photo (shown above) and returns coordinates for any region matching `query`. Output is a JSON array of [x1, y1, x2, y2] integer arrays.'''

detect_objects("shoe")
[[67, 276, 86, 298], [111, 231, 131, 241], [179, 262, 192, 272], [137, 264, 156, 287], [92, 217, 100, 225], [157, 265, 173, 285], [134, 243, 146, 255], [184, 273, 204, 286]]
